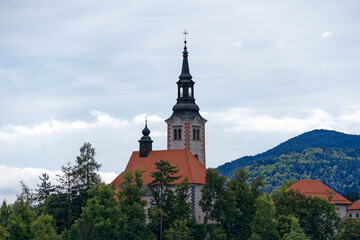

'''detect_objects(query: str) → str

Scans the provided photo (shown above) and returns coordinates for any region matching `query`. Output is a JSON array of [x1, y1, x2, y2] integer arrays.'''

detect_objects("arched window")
[[173, 127, 182, 140], [189, 87, 192, 97], [174, 129, 177, 140], [192, 126, 200, 140], [180, 87, 183, 97]]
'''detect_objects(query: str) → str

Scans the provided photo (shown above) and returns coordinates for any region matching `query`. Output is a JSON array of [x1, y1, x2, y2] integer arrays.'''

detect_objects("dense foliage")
[[199, 168, 344, 240], [1, 140, 358, 239], [218, 129, 360, 177], [244, 148, 360, 195]]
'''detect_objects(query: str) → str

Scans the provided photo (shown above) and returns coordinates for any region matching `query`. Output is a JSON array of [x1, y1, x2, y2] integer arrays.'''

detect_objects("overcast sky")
[[1, 0, 360, 202]]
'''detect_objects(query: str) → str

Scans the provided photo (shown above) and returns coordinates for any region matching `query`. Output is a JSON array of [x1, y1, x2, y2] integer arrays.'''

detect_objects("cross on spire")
[[183, 30, 188, 44]]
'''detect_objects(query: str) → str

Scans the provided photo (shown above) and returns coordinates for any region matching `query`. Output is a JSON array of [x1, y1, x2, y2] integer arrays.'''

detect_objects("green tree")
[[7, 199, 35, 240], [224, 168, 263, 240], [213, 226, 227, 240], [149, 160, 181, 240], [335, 218, 360, 240], [165, 219, 190, 240], [0, 200, 11, 228], [174, 177, 191, 222], [53, 162, 77, 232], [282, 215, 309, 240], [249, 195, 278, 240], [30, 214, 59, 240], [75, 142, 102, 190], [199, 168, 226, 224], [69, 184, 123, 239], [0, 225, 9, 240], [118, 170, 155, 240], [17, 181, 35, 208], [49, 143, 102, 233], [35, 173, 55, 213], [273, 187, 340, 240], [45, 192, 70, 233]]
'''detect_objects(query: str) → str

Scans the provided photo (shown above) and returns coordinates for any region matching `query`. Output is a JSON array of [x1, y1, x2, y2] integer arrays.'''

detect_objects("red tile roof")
[[348, 200, 360, 210], [110, 149, 206, 188], [287, 179, 352, 205]]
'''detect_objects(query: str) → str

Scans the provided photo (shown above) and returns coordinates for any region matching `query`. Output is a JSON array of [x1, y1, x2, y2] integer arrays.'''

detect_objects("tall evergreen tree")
[[55, 162, 77, 230], [35, 173, 55, 212], [199, 168, 226, 224], [17, 181, 35, 208], [224, 168, 263, 240], [174, 177, 191, 222], [149, 160, 181, 240], [118, 170, 155, 240], [75, 142, 102, 190], [249, 195, 278, 240]]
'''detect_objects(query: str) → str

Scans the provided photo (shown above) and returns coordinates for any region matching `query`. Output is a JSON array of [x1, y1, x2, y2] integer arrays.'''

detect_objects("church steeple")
[[168, 37, 205, 121], [165, 33, 207, 166], [138, 119, 153, 158]]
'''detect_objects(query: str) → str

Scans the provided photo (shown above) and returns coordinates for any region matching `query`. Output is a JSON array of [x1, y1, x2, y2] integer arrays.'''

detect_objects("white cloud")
[[133, 114, 164, 124], [321, 32, 332, 39], [0, 164, 117, 203], [204, 107, 360, 134], [231, 42, 242, 47], [0, 111, 129, 141]]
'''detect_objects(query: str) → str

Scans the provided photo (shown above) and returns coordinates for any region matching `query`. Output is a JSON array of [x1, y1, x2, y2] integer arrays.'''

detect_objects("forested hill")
[[218, 129, 360, 177], [245, 148, 360, 195]]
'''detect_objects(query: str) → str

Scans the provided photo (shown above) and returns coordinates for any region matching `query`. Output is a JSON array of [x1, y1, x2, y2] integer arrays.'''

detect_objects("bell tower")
[[138, 119, 153, 158], [165, 34, 207, 166]]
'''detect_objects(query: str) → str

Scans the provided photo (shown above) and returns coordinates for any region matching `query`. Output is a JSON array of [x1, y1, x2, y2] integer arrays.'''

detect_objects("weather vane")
[[145, 116, 147, 124], [183, 30, 188, 43]]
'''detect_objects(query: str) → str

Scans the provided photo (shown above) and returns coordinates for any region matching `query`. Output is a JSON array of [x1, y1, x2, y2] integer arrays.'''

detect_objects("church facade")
[[111, 40, 208, 223]]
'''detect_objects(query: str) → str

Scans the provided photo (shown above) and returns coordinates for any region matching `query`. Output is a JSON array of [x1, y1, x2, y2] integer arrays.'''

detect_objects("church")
[[110, 38, 208, 222]]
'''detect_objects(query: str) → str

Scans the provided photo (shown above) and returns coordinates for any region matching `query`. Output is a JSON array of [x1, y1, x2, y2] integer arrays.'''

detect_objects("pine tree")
[[149, 160, 181, 240], [74, 142, 102, 190], [118, 170, 155, 240], [199, 168, 226, 224], [35, 173, 55, 212]]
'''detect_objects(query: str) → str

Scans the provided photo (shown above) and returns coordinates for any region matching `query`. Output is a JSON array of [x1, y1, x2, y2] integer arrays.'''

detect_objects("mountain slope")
[[245, 148, 360, 195], [218, 129, 360, 177]]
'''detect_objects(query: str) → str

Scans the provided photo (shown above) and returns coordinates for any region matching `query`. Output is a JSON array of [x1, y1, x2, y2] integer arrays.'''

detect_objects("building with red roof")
[[110, 39, 208, 223], [288, 179, 352, 218], [347, 200, 360, 219]]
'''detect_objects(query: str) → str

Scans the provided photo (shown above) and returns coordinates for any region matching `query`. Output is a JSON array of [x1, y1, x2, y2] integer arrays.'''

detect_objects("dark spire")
[[165, 33, 206, 121], [179, 41, 192, 79], [139, 118, 153, 158]]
